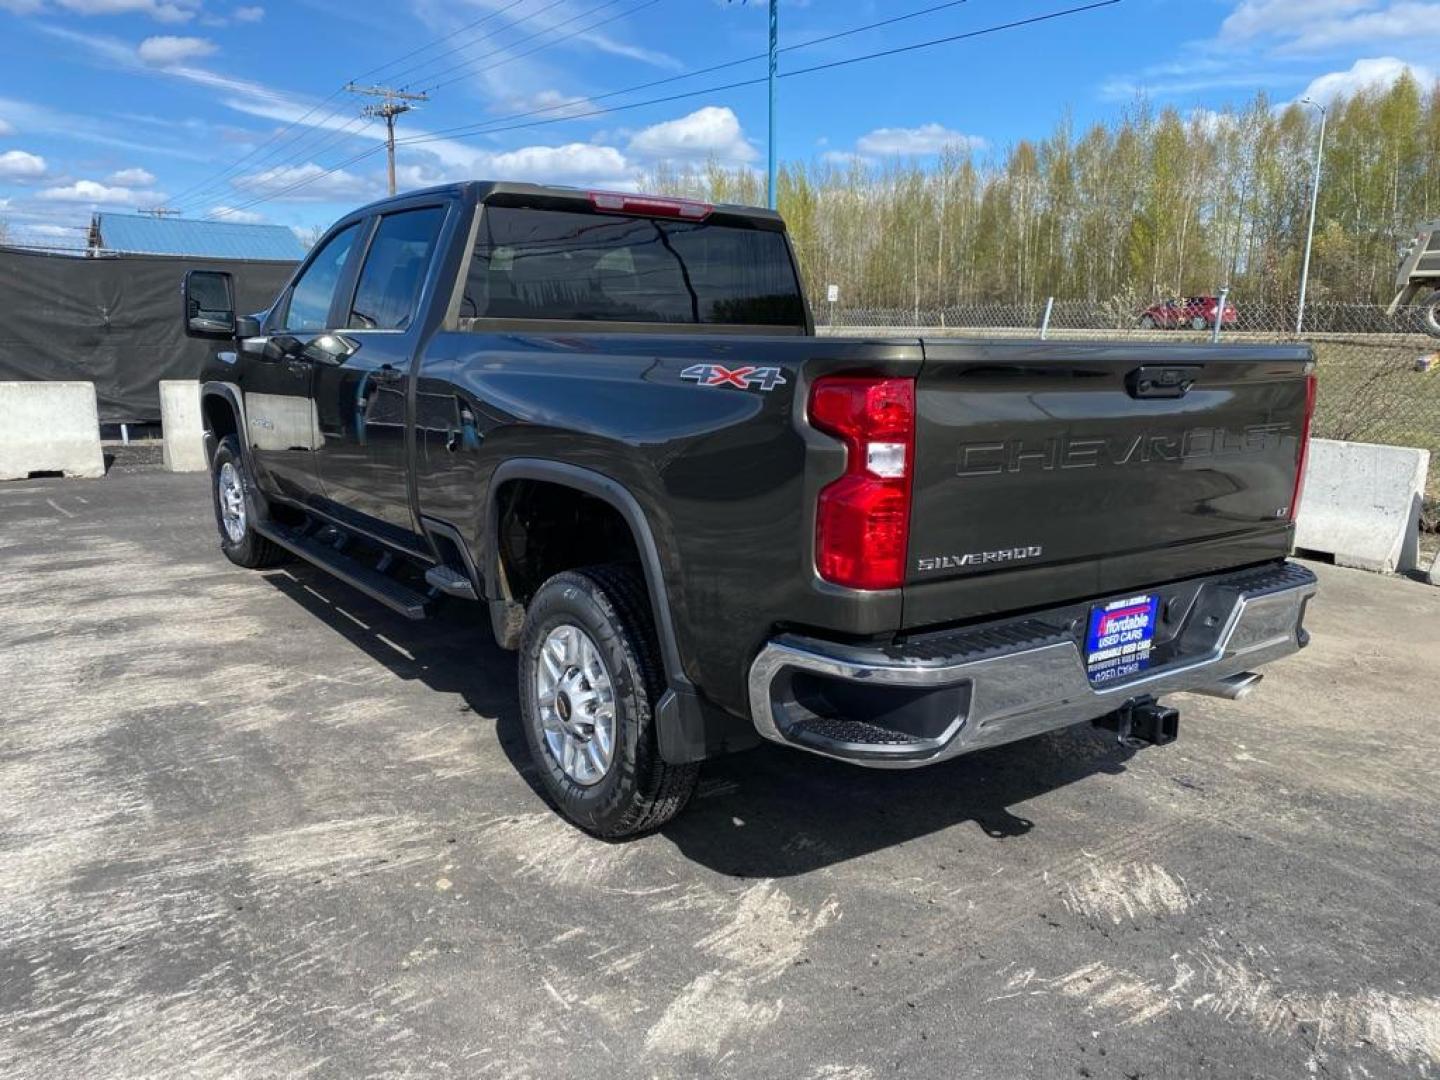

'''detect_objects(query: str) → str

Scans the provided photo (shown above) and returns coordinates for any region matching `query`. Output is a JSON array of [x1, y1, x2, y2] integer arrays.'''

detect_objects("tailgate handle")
[[1128, 365, 1202, 399]]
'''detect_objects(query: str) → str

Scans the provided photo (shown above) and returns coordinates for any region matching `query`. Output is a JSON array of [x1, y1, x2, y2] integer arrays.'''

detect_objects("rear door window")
[[348, 206, 446, 331], [464, 206, 805, 327], [282, 221, 360, 332]]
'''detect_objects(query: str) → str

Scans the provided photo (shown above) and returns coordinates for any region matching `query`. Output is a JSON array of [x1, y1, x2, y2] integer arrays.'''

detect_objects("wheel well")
[[495, 479, 646, 605], [202, 393, 239, 442]]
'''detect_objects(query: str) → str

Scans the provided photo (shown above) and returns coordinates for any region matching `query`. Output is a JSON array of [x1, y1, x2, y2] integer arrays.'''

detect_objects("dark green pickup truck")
[[183, 181, 1318, 837]]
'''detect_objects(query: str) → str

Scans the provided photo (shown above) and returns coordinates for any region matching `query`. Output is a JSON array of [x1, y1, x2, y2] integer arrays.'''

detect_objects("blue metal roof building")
[[88, 212, 306, 261]]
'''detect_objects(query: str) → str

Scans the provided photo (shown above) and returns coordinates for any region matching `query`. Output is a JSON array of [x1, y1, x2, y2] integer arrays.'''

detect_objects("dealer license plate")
[[1085, 594, 1160, 685]]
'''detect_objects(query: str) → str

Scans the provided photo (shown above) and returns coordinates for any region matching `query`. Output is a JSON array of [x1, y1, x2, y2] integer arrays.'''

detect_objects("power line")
[[202, 145, 385, 220], [173, 0, 650, 213], [209, 1, 1120, 217], [163, 89, 348, 210], [167, 0, 551, 211], [170, 112, 375, 214], [383, 0, 577, 91], [401, 1, 1119, 148], [419, 0, 649, 95], [404, 0, 977, 169], [349, 0, 532, 86]]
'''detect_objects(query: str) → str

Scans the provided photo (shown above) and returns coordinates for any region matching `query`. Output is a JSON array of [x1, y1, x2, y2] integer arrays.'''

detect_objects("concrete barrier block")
[[1295, 438, 1429, 574], [0, 381, 105, 481], [159, 380, 207, 472]]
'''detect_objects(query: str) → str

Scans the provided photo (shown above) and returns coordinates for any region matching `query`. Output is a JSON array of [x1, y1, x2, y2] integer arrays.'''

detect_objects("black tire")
[[518, 565, 698, 838], [1190, 315, 1208, 331], [1139, 315, 1156, 330], [210, 434, 287, 569], [1422, 291, 1440, 339]]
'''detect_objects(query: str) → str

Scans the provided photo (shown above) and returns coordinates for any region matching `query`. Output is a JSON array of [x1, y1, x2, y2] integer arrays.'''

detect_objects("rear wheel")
[[1190, 315, 1208, 331], [518, 565, 698, 838], [1421, 291, 1440, 339], [1139, 315, 1156, 330], [210, 435, 287, 569]]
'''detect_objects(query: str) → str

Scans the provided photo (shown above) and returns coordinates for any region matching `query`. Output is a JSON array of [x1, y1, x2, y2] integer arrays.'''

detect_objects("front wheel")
[[1139, 315, 1156, 330], [518, 565, 698, 838], [210, 435, 287, 569], [1190, 315, 1208, 331]]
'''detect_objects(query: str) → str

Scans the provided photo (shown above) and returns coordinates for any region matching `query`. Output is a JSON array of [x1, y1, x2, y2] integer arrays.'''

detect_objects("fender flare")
[[485, 458, 691, 695], [199, 381, 248, 468], [485, 459, 754, 764]]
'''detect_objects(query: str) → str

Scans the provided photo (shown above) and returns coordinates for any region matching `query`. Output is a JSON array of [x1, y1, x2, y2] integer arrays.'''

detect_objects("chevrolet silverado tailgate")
[[903, 339, 1315, 628]]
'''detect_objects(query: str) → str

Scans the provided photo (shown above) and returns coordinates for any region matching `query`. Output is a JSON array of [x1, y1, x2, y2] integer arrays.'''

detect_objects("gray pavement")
[[2, 469, 1438, 1080]]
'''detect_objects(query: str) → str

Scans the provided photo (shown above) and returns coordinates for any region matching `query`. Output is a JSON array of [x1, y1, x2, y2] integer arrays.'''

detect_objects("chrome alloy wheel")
[[535, 623, 617, 786], [218, 461, 247, 543]]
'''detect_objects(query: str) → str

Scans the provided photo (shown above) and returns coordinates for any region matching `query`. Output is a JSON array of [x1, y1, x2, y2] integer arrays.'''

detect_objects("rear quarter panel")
[[413, 330, 922, 716]]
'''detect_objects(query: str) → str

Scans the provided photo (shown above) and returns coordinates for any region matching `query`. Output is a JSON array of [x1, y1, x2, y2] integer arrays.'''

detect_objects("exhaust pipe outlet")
[[1190, 672, 1264, 701]]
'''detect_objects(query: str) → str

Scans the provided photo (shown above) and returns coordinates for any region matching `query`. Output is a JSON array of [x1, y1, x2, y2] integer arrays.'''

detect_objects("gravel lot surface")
[[2, 469, 1438, 1079]]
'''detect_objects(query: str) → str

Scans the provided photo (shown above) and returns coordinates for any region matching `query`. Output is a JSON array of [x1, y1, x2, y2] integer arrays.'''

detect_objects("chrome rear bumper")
[[747, 562, 1317, 767]]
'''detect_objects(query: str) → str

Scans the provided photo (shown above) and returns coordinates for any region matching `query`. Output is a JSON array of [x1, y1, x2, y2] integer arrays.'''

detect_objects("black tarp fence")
[[0, 246, 296, 423]]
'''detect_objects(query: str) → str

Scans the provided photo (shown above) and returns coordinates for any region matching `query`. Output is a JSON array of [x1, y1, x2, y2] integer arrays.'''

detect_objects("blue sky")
[[1, 0, 1437, 245]]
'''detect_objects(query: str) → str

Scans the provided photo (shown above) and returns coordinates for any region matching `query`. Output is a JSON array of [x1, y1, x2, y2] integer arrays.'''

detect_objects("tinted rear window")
[[463, 206, 805, 327]]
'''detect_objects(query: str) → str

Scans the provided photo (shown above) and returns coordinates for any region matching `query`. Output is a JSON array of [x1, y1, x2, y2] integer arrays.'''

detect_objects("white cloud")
[[0, 94, 216, 161], [232, 162, 376, 202], [8, 0, 199, 19], [233, 4, 263, 20], [138, 35, 217, 66], [1222, 0, 1371, 39], [0, 118, 14, 136], [493, 88, 594, 120], [209, 204, 264, 223], [855, 123, 985, 156], [0, 149, 47, 179], [108, 166, 157, 186], [1298, 56, 1436, 102], [627, 106, 756, 164], [574, 28, 681, 71], [488, 143, 634, 186], [1221, 0, 1440, 53], [37, 179, 162, 205]]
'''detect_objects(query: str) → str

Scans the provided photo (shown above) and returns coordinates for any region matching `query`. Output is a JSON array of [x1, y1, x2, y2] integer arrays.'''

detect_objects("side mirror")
[[183, 270, 236, 339]]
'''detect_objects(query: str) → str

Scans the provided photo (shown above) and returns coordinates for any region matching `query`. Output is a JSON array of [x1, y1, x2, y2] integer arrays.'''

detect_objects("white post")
[[1212, 286, 1229, 343], [1297, 98, 1327, 335], [1040, 296, 1055, 340]]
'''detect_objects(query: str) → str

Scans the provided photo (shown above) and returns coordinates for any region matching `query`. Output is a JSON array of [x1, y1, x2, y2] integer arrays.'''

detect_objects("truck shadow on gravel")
[[263, 564, 1137, 878]]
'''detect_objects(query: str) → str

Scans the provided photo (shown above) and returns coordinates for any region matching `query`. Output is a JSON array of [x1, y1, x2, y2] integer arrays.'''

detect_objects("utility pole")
[[345, 82, 430, 196], [1296, 97, 1327, 335], [727, 0, 777, 209], [767, 0, 777, 210]]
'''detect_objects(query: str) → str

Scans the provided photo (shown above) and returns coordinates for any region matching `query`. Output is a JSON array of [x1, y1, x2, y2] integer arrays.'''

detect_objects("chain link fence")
[[818, 299, 1440, 513]]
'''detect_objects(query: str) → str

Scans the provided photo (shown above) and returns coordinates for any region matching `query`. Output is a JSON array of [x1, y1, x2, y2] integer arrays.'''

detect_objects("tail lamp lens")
[[1288, 372, 1319, 521], [810, 376, 916, 590]]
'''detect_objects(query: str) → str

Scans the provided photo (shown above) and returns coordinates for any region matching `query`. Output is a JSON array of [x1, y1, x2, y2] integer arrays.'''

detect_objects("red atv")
[[1139, 296, 1238, 331]]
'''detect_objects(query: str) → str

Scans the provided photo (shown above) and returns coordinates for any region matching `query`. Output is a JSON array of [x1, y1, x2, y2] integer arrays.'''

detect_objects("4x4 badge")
[[680, 364, 787, 392]]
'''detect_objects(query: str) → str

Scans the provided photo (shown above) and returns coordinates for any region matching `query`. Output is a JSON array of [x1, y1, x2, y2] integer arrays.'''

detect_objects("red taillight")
[[810, 376, 916, 590], [588, 191, 713, 220], [1288, 372, 1319, 521]]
